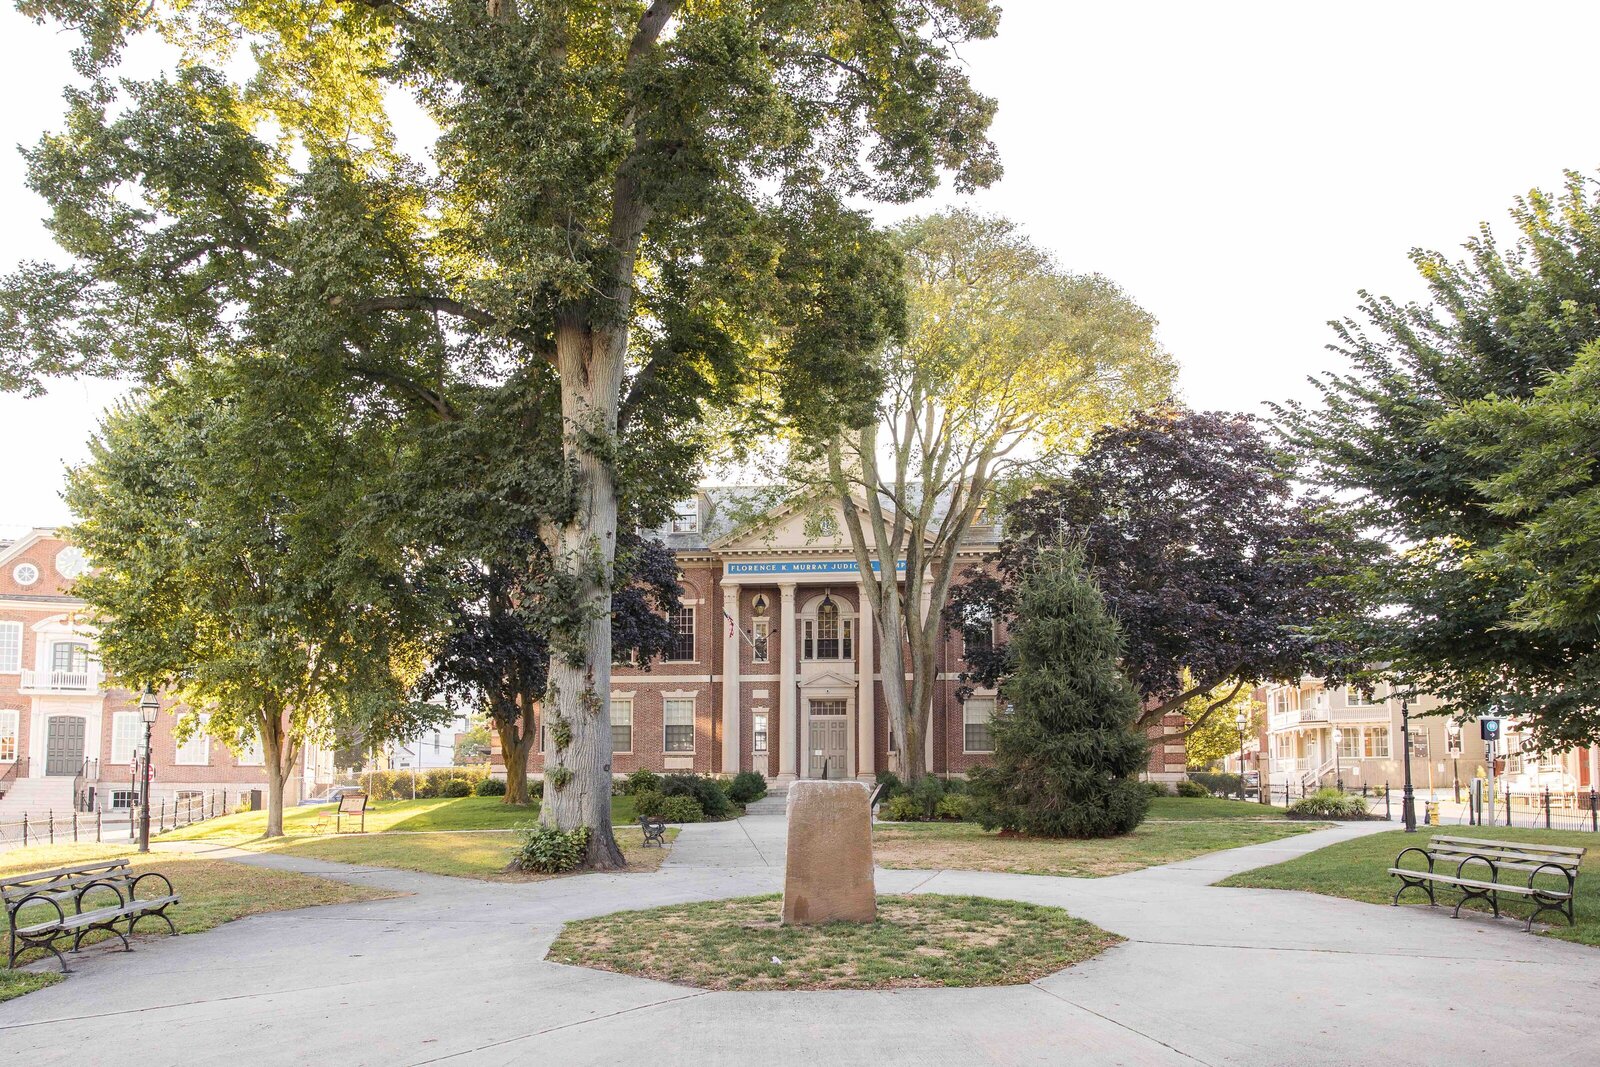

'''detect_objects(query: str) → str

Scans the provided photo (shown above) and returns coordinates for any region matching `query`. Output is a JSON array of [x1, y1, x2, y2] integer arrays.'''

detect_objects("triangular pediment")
[[711, 492, 927, 554], [799, 670, 857, 690]]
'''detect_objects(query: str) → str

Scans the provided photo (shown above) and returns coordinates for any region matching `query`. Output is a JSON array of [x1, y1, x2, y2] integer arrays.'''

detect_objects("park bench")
[[3, 858, 180, 972], [638, 815, 667, 848], [1389, 834, 1585, 931]]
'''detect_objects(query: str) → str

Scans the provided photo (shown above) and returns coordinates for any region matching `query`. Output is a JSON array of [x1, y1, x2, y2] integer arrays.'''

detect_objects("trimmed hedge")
[[1188, 770, 1242, 797], [725, 771, 767, 805], [1175, 779, 1209, 798], [356, 767, 490, 801], [660, 773, 735, 820], [475, 777, 507, 797]]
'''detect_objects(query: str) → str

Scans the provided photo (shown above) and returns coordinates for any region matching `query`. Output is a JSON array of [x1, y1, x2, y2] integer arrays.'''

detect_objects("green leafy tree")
[[968, 546, 1150, 838], [455, 716, 492, 765], [3, 0, 999, 868], [1279, 172, 1600, 747], [1179, 676, 1263, 769], [66, 366, 441, 837], [817, 210, 1171, 778]]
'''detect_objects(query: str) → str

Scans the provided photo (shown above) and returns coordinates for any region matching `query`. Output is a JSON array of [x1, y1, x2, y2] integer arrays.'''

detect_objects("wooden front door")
[[808, 713, 848, 779], [45, 716, 85, 776]]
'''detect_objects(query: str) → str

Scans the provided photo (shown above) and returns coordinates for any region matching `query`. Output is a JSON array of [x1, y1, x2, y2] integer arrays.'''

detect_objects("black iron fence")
[[0, 789, 236, 850]]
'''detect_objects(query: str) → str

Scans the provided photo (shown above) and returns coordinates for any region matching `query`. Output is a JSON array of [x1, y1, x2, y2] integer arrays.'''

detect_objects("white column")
[[856, 583, 875, 781], [777, 583, 798, 783], [721, 584, 741, 776]]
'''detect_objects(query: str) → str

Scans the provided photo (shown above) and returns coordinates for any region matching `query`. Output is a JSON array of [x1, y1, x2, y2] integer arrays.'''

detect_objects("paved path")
[[2, 805, 1596, 1066]]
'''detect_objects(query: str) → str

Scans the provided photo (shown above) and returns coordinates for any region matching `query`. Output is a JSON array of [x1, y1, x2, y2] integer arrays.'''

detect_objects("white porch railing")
[[19, 667, 105, 694]]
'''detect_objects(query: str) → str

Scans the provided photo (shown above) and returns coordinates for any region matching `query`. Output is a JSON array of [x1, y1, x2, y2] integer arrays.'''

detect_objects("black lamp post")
[[1235, 709, 1248, 800], [1400, 700, 1417, 832], [1446, 719, 1462, 803], [1332, 727, 1343, 792], [138, 687, 160, 853]]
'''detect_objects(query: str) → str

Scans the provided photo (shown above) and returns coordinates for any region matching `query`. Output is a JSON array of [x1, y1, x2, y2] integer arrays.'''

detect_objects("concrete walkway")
[[2, 805, 1596, 1066]]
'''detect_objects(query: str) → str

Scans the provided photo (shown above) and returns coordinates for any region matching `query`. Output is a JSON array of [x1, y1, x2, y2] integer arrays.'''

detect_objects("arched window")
[[801, 595, 854, 661]]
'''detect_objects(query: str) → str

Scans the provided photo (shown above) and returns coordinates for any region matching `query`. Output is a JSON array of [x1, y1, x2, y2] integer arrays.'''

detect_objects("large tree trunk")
[[495, 716, 534, 806], [538, 314, 627, 869], [260, 713, 296, 839]]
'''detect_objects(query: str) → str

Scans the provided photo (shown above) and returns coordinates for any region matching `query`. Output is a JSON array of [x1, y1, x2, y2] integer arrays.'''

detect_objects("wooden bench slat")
[[1431, 842, 1584, 862], [1429, 849, 1582, 870], [1428, 835, 1586, 857], [1387, 869, 1570, 898], [0, 860, 130, 891]]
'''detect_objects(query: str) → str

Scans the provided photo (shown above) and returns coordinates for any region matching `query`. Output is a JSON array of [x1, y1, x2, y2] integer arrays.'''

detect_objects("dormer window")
[[670, 498, 700, 533]]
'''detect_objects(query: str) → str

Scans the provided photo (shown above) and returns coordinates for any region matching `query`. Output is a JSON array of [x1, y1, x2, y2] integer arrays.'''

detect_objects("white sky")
[[3, 0, 1598, 536]]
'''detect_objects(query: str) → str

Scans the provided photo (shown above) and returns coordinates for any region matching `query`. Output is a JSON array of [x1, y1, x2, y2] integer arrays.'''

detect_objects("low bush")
[[726, 771, 767, 805], [625, 769, 662, 796], [357, 767, 492, 801], [661, 773, 734, 820], [632, 789, 667, 818], [875, 770, 905, 799], [441, 778, 473, 798], [935, 793, 972, 821], [909, 775, 948, 819], [1288, 789, 1371, 819], [1175, 779, 1209, 798], [882, 794, 923, 822], [660, 795, 704, 823], [1187, 770, 1242, 797], [510, 824, 591, 873], [1143, 781, 1171, 797], [474, 777, 507, 797]]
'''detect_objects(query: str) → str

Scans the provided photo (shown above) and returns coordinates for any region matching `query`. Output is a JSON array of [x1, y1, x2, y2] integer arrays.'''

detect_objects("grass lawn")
[[158, 794, 640, 843], [873, 797, 1324, 878], [1217, 825, 1600, 946], [0, 842, 398, 1001], [251, 826, 678, 881], [549, 893, 1119, 990]]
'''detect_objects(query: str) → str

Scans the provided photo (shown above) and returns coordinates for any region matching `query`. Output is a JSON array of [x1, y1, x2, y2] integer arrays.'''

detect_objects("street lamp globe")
[[139, 687, 160, 724]]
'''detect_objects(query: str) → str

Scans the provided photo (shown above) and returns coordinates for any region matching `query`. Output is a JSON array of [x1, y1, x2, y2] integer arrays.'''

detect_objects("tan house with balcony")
[[1263, 677, 1489, 797]]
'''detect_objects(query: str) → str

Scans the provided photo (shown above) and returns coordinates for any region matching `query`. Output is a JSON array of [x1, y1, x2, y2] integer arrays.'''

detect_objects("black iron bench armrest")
[[130, 872, 175, 902]]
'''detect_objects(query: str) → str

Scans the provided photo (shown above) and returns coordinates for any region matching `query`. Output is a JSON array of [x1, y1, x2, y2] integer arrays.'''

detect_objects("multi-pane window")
[[1337, 729, 1361, 759], [1364, 726, 1390, 759], [752, 619, 769, 664], [111, 790, 140, 810], [667, 607, 695, 661], [804, 603, 853, 660], [52, 641, 90, 673], [174, 730, 210, 766], [0, 622, 20, 672], [670, 499, 700, 533], [612, 698, 633, 753], [961, 606, 994, 653], [664, 698, 695, 752], [236, 738, 265, 766], [1344, 685, 1381, 707], [111, 712, 141, 764], [752, 711, 768, 754], [810, 699, 846, 716], [0, 709, 17, 762], [963, 698, 996, 753]]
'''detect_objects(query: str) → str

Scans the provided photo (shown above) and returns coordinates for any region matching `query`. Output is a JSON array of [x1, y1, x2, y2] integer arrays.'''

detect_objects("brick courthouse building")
[[494, 492, 1187, 786]]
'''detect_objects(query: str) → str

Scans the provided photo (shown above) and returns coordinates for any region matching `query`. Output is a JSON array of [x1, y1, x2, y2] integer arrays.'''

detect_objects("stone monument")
[[781, 779, 876, 925]]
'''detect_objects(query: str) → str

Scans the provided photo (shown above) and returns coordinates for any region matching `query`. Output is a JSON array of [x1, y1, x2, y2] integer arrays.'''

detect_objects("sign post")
[[1481, 714, 1502, 827]]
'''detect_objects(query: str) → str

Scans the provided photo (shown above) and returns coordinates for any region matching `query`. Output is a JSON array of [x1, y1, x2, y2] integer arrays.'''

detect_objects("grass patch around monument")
[[0, 843, 399, 998], [1217, 825, 1600, 946], [254, 826, 678, 881], [874, 803, 1326, 878], [548, 893, 1119, 990], [158, 795, 639, 843]]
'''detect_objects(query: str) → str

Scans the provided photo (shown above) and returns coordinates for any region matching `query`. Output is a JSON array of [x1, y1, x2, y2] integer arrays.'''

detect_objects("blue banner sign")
[[725, 559, 907, 576]]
